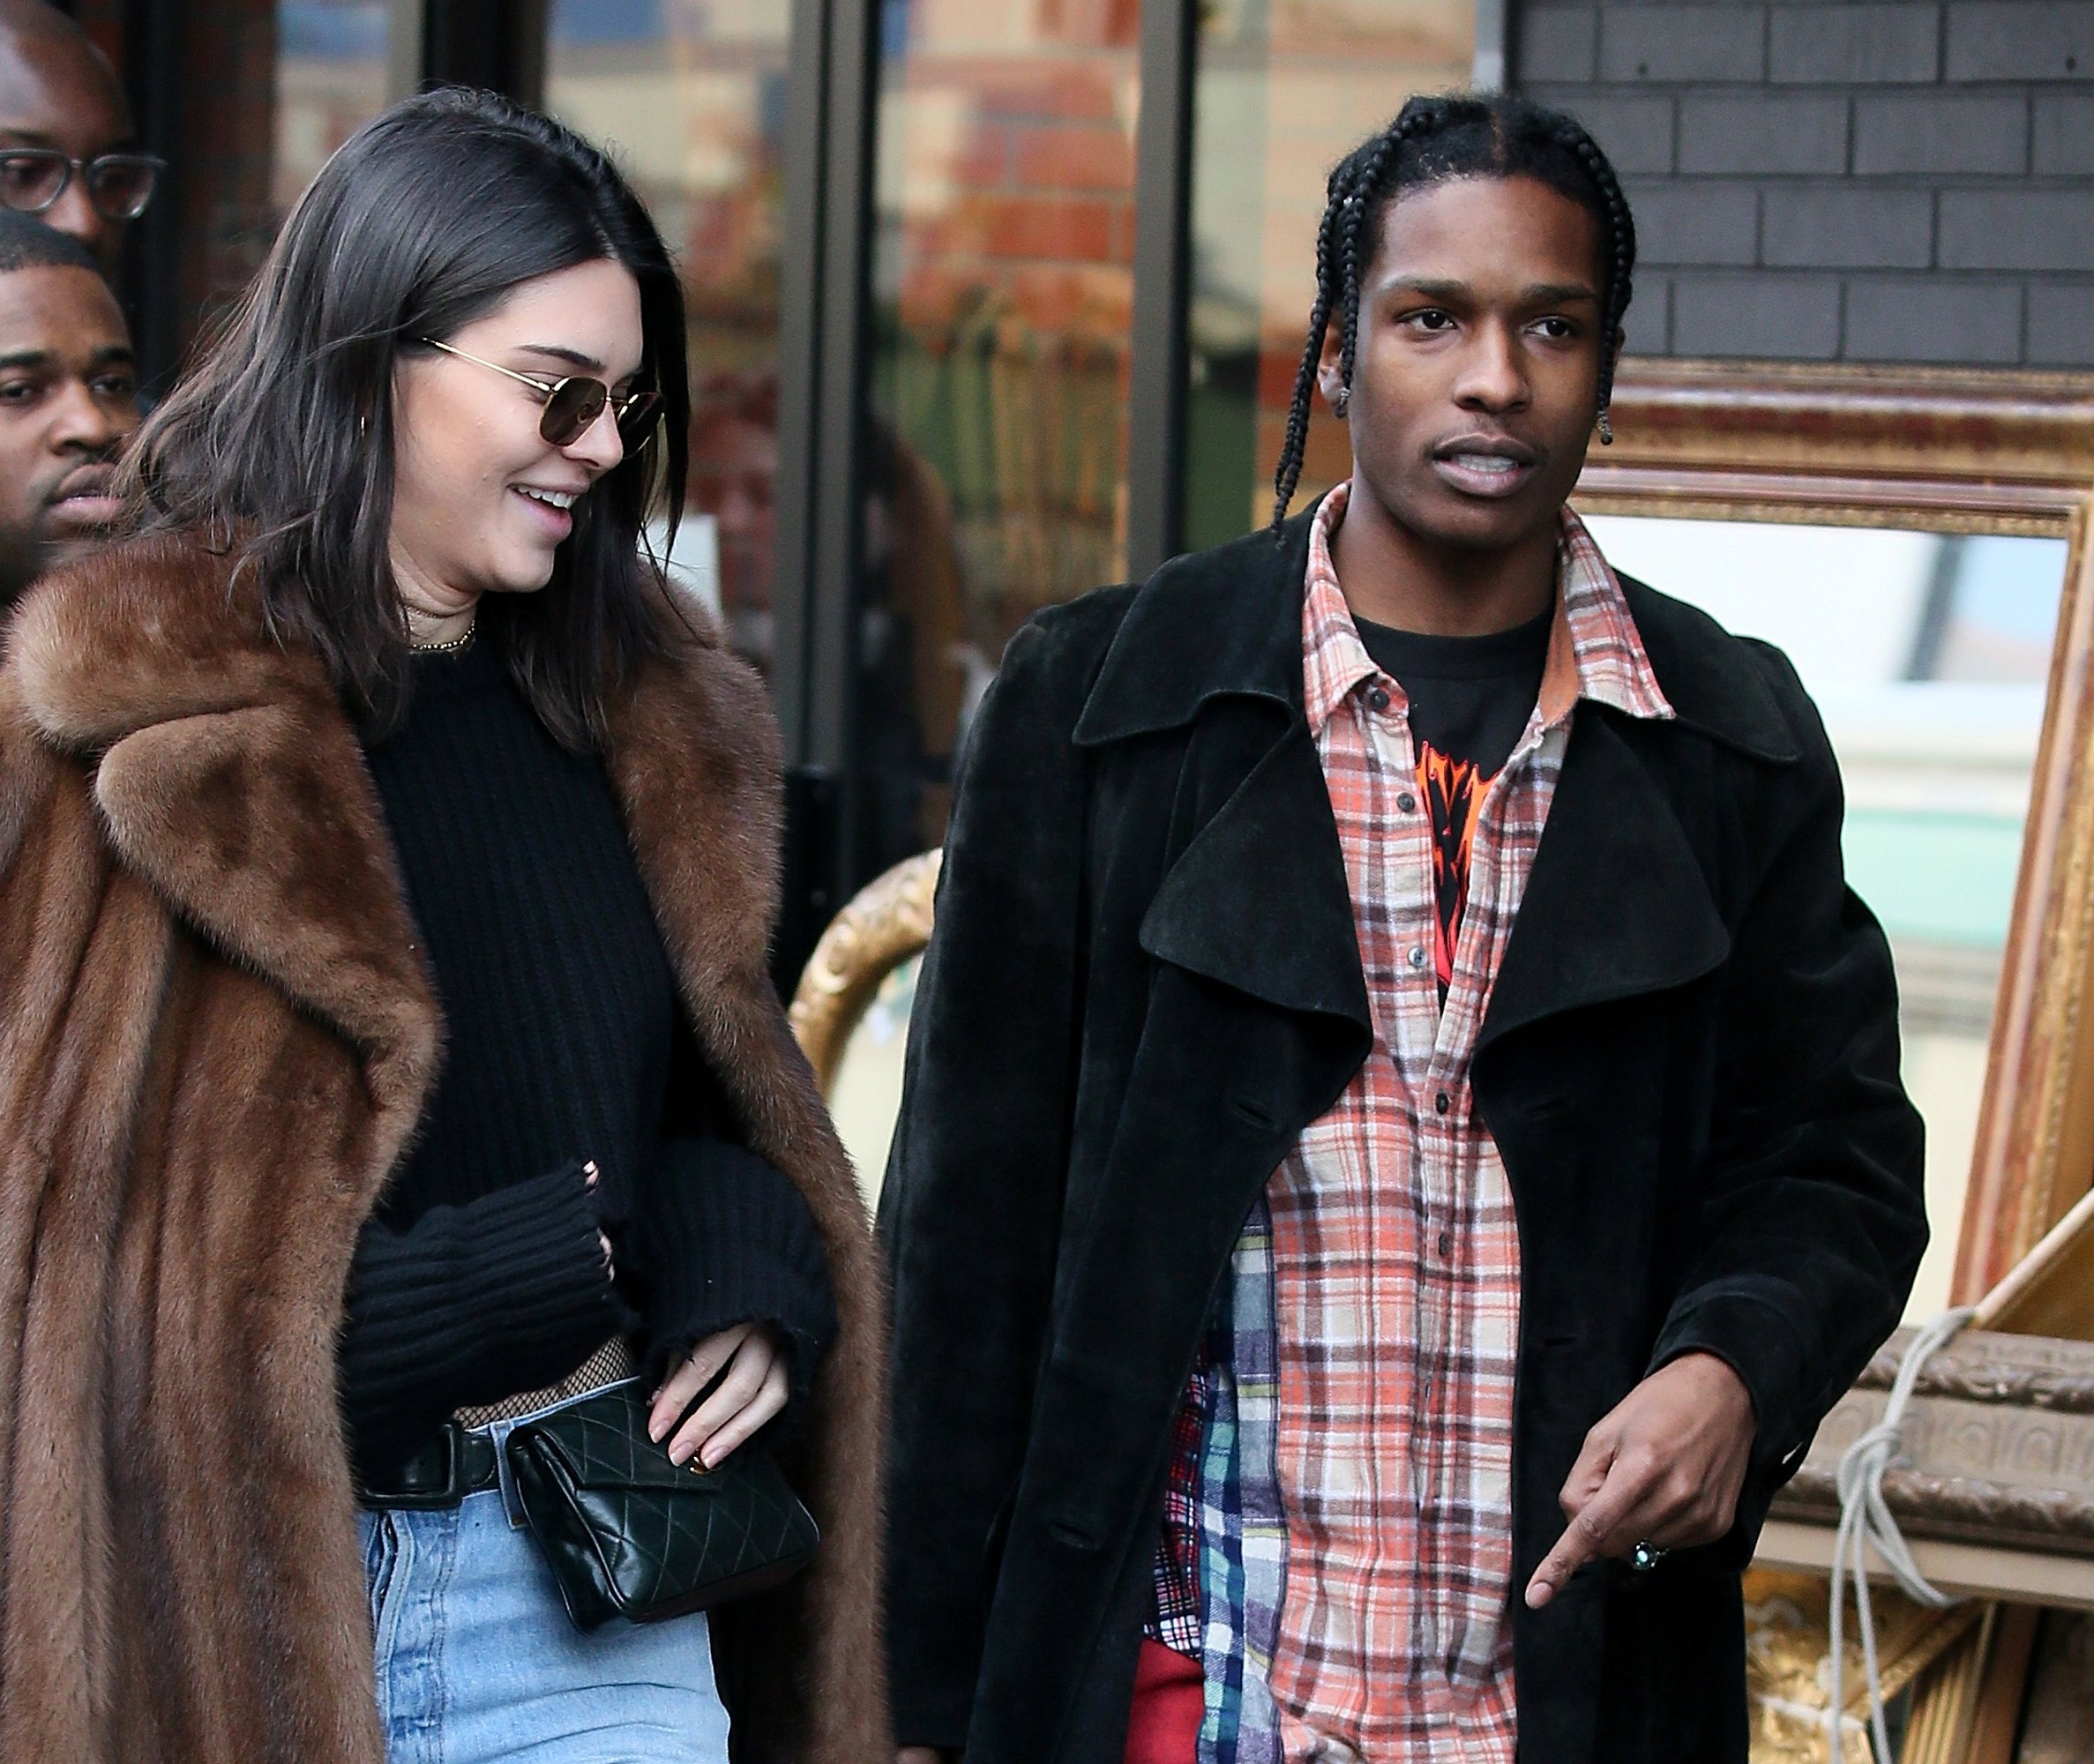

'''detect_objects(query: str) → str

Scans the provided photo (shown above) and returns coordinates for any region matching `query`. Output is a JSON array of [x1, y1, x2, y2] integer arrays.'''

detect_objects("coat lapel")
[[1068, 514, 1767, 1051], [1480, 708, 1731, 1052], [602, 606, 891, 1764], [1077, 502, 1371, 1035], [1138, 720, 1370, 1028], [9, 535, 441, 1155]]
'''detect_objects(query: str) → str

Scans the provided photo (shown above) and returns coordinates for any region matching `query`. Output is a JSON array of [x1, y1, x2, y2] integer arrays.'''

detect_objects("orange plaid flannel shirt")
[[1263, 482, 1672, 1761]]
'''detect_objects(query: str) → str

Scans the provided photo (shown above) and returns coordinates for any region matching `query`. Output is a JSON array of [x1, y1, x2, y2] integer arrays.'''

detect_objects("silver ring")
[[1629, 1540, 1668, 1573]]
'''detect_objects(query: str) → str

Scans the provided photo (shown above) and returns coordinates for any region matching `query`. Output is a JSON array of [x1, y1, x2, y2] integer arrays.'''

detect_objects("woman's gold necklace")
[[411, 622, 476, 656]]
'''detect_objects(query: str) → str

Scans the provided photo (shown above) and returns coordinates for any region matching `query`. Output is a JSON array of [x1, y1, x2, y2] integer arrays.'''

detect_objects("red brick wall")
[[879, 0, 1142, 626], [894, 53, 1135, 340]]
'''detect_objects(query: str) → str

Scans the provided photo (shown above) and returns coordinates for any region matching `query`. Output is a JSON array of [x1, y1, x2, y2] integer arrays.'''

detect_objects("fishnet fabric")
[[454, 1334, 638, 1429]]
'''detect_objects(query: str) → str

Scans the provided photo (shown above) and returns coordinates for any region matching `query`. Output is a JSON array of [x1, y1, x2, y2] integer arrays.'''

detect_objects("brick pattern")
[[887, 46, 1140, 342], [1518, 0, 2094, 366], [876, 13, 1143, 625]]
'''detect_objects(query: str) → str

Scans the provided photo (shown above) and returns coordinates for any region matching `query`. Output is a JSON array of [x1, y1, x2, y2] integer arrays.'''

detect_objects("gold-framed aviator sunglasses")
[[417, 337, 663, 449]]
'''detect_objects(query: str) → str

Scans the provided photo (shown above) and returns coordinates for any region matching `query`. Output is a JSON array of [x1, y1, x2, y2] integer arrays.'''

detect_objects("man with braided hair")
[[885, 92, 1925, 1764]]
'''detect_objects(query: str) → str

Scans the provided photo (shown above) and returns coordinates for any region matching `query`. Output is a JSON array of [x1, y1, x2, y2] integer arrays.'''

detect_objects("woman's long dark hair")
[[127, 86, 691, 748], [1271, 92, 1635, 532]]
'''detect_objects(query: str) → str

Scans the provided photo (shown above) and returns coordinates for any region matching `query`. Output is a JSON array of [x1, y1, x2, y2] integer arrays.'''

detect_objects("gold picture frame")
[[1582, 358, 2094, 1306], [789, 847, 942, 1097], [1583, 357, 2094, 1762]]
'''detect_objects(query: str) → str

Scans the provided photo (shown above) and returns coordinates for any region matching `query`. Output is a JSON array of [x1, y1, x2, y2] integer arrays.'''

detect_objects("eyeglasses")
[[0, 150, 164, 221], [417, 337, 662, 449]]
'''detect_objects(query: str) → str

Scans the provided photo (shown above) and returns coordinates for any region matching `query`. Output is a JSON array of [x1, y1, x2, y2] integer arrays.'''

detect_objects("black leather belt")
[[358, 1422, 502, 1509]]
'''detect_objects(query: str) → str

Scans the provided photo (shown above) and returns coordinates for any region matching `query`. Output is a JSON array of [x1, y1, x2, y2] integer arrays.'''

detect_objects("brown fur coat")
[[0, 534, 886, 1762]]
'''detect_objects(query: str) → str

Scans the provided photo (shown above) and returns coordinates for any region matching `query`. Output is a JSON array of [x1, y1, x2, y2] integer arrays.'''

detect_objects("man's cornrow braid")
[[1331, 124, 1409, 415], [1269, 190, 1348, 531], [1271, 103, 1441, 532], [1560, 123, 1635, 441]]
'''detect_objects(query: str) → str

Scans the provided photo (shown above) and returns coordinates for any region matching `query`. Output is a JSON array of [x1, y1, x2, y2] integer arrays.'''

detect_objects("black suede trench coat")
[[882, 501, 1928, 1764]]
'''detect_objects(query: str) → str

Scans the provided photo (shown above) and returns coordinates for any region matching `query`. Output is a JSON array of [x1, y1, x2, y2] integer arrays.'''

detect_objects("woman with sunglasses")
[[0, 87, 884, 1764]]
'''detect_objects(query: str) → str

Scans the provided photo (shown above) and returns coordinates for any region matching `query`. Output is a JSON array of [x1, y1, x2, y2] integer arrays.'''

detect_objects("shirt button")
[[1366, 686, 1390, 712], [1408, 946, 1429, 970], [1439, 1230, 1455, 1258], [1397, 791, 1418, 813], [1435, 1092, 1451, 1115]]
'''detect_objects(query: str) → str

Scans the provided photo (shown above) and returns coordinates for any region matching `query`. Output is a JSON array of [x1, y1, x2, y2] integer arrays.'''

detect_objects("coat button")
[[1366, 685, 1390, 712]]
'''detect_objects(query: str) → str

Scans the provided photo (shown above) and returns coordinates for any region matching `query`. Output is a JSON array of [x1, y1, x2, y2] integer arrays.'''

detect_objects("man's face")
[[688, 415, 777, 616], [0, 264, 137, 567], [0, 26, 135, 273], [1320, 174, 1612, 560]]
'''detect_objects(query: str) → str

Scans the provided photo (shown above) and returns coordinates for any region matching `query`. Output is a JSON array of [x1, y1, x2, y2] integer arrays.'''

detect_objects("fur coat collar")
[[0, 533, 886, 1761]]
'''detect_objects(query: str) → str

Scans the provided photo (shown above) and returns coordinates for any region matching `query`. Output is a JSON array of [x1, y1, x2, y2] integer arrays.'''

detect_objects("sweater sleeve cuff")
[[633, 1139, 840, 1405], [341, 1161, 623, 1478], [457, 1161, 624, 1367]]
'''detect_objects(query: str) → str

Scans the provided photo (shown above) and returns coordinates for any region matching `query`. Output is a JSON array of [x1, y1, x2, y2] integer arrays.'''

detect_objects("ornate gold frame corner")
[[788, 848, 943, 1095]]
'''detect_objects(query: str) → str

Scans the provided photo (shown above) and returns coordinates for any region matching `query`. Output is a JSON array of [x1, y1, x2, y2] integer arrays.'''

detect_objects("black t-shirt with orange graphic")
[[1354, 606, 1553, 997]]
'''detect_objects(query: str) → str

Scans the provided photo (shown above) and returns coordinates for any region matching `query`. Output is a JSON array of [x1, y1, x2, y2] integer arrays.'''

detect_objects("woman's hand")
[[646, 1321, 790, 1469], [583, 1160, 614, 1278]]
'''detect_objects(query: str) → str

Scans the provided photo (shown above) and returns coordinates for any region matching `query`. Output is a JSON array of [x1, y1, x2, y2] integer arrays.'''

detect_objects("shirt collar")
[[1300, 479, 1674, 741]]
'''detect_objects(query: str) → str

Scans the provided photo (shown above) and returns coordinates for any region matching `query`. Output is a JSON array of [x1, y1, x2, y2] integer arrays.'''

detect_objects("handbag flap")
[[520, 1383, 713, 1492]]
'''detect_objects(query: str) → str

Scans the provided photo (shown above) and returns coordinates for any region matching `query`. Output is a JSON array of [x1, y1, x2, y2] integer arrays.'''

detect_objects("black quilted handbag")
[[504, 1379, 820, 1632]]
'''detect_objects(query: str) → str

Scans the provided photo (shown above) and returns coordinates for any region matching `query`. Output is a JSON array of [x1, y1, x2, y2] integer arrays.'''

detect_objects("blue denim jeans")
[[359, 1477, 732, 1764]]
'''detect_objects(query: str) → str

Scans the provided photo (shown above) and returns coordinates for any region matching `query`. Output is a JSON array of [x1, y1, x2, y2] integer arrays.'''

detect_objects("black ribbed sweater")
[[340, 638, 836, 1481]]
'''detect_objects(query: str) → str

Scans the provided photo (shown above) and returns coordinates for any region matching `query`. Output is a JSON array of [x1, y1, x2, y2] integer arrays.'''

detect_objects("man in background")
[[0, 211, 136, 600], [0, 2, 155, 274]]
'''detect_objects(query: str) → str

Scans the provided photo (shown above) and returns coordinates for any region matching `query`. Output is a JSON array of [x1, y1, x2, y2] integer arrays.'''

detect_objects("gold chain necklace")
[[411, 623, 477, 656]]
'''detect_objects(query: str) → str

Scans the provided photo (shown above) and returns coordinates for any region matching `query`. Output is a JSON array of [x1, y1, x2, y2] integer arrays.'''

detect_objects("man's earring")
[[1596, 407, 1614, 445], [1333, 385, 1350, 419]]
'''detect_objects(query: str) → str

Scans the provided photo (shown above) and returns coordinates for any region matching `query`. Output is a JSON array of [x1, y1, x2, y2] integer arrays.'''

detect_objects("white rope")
[[1758, 1691, 1872, 1753], [1826, 1305, 1976, 1764]]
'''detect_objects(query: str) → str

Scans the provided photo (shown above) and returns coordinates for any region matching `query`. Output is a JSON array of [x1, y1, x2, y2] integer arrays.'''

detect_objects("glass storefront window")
[[273, 3, 390, 215], [1184, 0, 1476, 549], [859, 0, 1144, 871], [545, 0, 794, 662], [160, 3, 393, 360]]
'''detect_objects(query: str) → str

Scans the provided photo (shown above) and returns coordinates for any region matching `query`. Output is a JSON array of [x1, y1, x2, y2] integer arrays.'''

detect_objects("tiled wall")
[[1516, 0, 2094, 365]]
